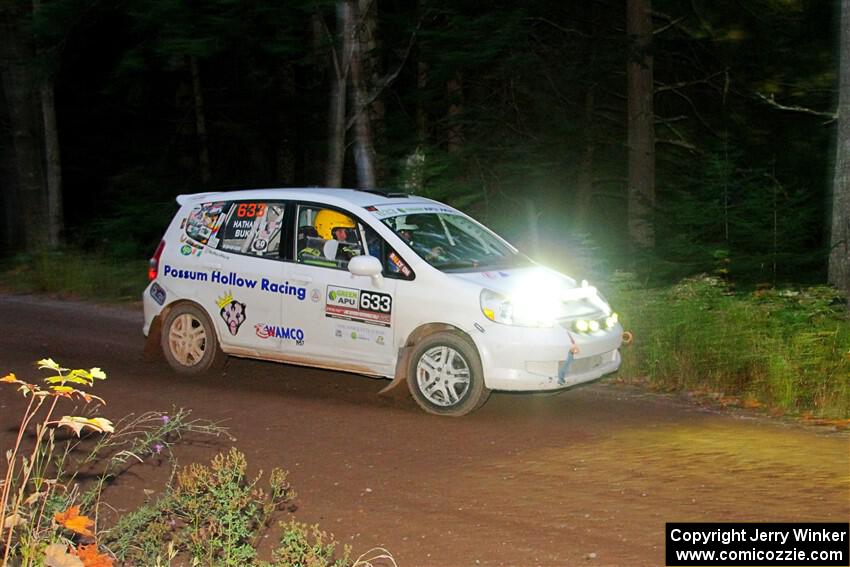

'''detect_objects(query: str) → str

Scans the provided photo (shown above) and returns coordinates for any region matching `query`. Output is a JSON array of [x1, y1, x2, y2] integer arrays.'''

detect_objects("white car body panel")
[[143, 188, 623, 393]]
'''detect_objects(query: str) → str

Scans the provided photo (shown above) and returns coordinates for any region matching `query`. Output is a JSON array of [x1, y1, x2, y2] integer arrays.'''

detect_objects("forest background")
[[1, 0, 849, 417]]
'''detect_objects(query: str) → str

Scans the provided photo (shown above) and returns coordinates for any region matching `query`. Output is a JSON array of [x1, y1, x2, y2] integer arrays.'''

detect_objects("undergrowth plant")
[[611, 273, 850, 418], [103, 448, 397, 567], [106, 448, 293, 566], [0, 252, 147, 302], [2, 359, 397, 566], [1, 358, 115, 566], [0, 359, 229, 566]]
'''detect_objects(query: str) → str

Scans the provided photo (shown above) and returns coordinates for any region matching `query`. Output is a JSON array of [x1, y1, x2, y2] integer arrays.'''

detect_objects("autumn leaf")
[[1, 373, 18, 383], [45, 543, 84, 567], [89, 367, 106, 380], [54, 506, 95, 537], [25, 491, 46, 506], [78, 392, 106, 405], [37, 358, 62, 371], [74, 544, 114, 567], [2, 512, 25, 529], [45, 375, 90, 386], [57, 416, 115, 437]]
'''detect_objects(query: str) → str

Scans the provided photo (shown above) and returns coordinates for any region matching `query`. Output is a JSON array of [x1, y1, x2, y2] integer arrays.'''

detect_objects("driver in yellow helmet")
[[314, 209, 356, 242], [299, 209, 360, 264]]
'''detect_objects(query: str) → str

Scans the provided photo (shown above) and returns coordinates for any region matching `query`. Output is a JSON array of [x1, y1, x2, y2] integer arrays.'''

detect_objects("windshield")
[[379, 210, 530, 271]]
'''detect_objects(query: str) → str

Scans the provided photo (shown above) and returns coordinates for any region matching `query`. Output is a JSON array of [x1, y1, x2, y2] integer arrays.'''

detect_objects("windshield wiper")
[[435, 260, 479, 270]]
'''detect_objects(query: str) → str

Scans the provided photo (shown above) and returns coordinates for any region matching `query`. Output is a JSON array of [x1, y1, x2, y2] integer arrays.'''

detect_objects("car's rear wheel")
[[161, 303, 224, 374], [407, 332, 490, 416]]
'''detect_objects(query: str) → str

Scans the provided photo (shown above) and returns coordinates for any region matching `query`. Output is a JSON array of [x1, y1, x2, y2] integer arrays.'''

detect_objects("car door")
[[200, 200, 288, 354], [281, 203, 405, 374]]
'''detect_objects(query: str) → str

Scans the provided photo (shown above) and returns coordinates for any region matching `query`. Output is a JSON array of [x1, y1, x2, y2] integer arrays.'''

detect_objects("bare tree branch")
[[655, 71, 725, 93], [663, 84, 721, 137], [755, 92, 838, 122], [657, 138, 699, 152], [652, 15, 687, 35], [525, 17, 590, 38], [315, 9, 346, 81], [346, 20, 421, 131]]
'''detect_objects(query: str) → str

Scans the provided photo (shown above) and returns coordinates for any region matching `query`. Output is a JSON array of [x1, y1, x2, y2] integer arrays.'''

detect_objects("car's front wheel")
[[407, 332, 490, 416], [160, 303, 224, 374]]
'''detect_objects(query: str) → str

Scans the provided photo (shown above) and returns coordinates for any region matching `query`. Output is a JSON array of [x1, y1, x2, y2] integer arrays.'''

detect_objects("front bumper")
[[473, 321, 623, 392]]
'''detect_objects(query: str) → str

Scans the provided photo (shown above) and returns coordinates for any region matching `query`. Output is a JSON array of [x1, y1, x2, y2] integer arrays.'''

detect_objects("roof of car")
[[176, 187, 437, 210]]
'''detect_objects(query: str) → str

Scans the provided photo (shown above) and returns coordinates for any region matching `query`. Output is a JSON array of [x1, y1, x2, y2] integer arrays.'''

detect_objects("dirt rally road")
[[0, 294, 848, 566]]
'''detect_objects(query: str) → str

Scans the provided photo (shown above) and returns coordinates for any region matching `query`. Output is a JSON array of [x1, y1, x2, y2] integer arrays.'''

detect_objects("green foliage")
[[2, 362, 383, 566], [612, 274, 850, 418], [653, 148, 824, 284], [105, 448, 297, 566], [0, 250, 148, 301], [0, 360, 227, 566], [268, 520, 351, 567]]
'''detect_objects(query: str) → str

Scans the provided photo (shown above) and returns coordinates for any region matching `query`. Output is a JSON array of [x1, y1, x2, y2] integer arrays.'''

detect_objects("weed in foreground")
[[0, 360, 231, 567], [1, 358, 114, 566], [2, 360, 397, 566]]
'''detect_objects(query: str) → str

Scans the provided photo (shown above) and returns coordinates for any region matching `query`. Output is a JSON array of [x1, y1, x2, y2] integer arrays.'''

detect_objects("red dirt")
[[1, 294, 848, 566]]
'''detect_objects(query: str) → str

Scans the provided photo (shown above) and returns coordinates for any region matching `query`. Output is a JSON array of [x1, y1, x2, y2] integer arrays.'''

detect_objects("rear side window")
[[185, 202, 228, 246], [185, 201, 285, 259]]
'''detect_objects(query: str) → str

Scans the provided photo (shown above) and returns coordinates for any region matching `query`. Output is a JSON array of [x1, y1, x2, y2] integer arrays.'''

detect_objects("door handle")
[[290, 273, 313, 284]]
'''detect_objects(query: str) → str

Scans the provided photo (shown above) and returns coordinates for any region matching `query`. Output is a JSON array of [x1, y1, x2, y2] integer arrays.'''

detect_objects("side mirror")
[[348, 255, 384, 287]]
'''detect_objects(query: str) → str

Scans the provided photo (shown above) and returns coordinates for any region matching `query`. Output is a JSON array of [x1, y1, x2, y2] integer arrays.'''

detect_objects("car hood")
[[451, 265, 611, 320]]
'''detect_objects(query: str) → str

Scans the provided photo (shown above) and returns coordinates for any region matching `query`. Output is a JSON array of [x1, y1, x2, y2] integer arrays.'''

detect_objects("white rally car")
[[143, 188, 623, 416]]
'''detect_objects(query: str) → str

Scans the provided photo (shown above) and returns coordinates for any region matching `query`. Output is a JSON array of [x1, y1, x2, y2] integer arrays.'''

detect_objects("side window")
[[294, 204, 414, 279], [295, 205, 364, 269], [362, 224, 414, 281], [217, 202, 285, 258], [185, 201, 228, 246]]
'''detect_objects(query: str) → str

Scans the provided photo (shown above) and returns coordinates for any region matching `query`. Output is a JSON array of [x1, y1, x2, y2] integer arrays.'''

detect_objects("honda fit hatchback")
[[143, 188, 623, 416]]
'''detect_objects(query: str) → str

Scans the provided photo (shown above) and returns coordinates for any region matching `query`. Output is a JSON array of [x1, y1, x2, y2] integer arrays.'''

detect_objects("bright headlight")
[[480, 288, 558, 327], [480, 289, 513, 324]]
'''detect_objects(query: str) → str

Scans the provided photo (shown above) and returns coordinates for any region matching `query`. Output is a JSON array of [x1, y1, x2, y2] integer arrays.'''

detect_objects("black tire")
[[407, 332, 490, 416], [160, 303, 224, 375]]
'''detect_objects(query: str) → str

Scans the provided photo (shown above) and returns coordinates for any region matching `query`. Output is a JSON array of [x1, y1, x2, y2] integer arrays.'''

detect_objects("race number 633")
[[360, 291, 392, 313]]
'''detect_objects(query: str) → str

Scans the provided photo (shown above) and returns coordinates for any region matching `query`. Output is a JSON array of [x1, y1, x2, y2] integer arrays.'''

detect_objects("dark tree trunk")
[[626, 0, 655, 249], [40, 78, 62, 246], [415, 0, 428, 146], [358, 0, 385, 184], [829, 0, 850, 302], [575, 86, 596, 226], [276, 61, 296, 184], [416, 60, 429, 144], [447, 72, 463, 153], [349, 0, 376, 189], [0, 83, 19, 254], [189, 55, 211, 186], [325, 2, 351, 187], [32, 0, 63, 247], [0, 2, 47, 252]]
